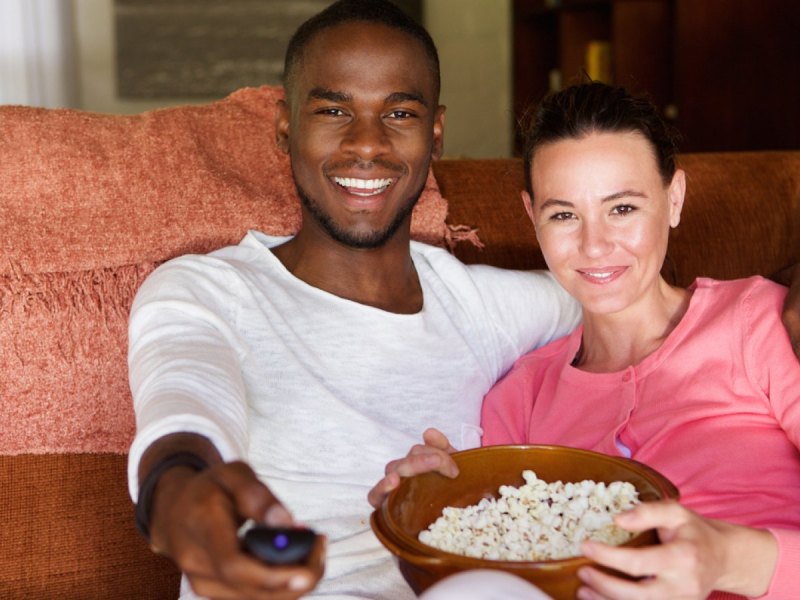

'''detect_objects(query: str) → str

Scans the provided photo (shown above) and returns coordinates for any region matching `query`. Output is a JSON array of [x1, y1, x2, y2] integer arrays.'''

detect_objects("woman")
[[372, 83, 800, 599]]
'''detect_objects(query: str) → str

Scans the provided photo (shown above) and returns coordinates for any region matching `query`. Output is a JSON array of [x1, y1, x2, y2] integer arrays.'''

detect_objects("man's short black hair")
[[283, 0, 440, 99]]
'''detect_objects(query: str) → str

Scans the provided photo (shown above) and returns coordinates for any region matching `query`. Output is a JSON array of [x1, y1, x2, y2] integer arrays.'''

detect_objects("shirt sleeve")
[[742, 278, 800, 448], [126, 256, 251, 500], [741, 278, 800, 595], [480, 360, 534, 446], [470, 266, 581, 371], [763, 528, 800, 598]]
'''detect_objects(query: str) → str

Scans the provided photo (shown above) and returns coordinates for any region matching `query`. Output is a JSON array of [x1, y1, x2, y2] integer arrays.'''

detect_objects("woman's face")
[[524, 131, 685, 316]]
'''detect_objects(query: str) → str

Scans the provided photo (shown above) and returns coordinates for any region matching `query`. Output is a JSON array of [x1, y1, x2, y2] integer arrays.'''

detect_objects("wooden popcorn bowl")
[[371, 445, 678, 600]]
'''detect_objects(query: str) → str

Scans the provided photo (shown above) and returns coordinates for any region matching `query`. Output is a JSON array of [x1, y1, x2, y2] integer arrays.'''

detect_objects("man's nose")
[[341, 117, 390, 160]]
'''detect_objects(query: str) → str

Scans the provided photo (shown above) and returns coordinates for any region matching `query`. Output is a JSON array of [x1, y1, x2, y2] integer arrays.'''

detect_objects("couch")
[[1, 86, 798, 599]]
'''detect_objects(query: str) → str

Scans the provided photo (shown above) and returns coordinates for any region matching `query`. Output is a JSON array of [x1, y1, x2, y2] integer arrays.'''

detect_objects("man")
[[128, 2, 579, 598], [128, 2, 800, 599]]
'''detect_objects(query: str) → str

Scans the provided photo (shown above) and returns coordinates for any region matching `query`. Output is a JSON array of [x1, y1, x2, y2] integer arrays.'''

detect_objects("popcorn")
[[418, 470, 639, 561]]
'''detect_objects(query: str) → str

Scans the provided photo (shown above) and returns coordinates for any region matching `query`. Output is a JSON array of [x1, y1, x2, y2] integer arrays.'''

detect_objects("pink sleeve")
[[742, 280, 800, 597], [742, 280, 800, 448], [762, 528, 800, 598], [480, 363, 532, 446]]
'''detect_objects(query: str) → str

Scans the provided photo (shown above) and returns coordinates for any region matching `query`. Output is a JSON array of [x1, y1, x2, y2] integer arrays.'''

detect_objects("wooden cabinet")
[[513, 0, 800, 152]]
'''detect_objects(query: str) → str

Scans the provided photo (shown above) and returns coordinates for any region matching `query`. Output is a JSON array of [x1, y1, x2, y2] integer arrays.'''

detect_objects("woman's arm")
[[578, 278, 800, 599]]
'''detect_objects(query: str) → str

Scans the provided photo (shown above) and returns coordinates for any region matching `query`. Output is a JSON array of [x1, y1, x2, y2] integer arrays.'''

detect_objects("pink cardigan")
[[482, 277, 800, 599]]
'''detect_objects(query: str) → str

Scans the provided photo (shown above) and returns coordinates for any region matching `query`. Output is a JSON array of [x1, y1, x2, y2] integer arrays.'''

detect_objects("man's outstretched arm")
[[136, 432, 325, 600]]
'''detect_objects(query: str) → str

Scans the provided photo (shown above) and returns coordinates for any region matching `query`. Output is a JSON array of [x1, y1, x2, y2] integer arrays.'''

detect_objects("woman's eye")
[[550, 211, 574, 221], [612, 204, 637, 215]]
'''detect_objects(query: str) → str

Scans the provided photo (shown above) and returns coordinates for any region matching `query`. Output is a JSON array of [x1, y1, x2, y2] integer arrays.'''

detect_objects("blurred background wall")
[[0, 0, 797, 158], [0, 0, 78, 108]]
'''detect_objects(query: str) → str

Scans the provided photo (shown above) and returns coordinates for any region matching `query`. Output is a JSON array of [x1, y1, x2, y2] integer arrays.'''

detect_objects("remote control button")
[[242, 526, 316, 565]]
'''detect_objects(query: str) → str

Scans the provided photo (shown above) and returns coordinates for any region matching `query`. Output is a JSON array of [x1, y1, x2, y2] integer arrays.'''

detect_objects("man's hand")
[[575, 500, 777, 600], [783, 308, 800, 359], [368, 428, 459, 508], [140, 434, 325, 599], [774, 262, 800, 359]]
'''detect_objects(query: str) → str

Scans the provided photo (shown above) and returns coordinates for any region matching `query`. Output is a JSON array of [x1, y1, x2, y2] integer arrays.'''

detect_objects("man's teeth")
[[333, 177, 392, 194]]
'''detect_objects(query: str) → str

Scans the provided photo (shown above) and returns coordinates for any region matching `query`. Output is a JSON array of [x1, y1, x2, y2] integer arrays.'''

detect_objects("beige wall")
[[72, 0, 514, 157], [425, 0, 513, 158], [73, 0, 207, 114]]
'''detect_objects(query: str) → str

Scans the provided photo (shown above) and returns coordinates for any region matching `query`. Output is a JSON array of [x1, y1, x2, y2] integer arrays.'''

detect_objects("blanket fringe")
[[444, 224, 485, 253]]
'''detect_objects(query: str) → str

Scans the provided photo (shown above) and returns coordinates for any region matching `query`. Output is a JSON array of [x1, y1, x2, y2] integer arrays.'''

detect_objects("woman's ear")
[[521, 190, 535, 225], [275, 99, 290, 153], [668, 169, 686, 228]]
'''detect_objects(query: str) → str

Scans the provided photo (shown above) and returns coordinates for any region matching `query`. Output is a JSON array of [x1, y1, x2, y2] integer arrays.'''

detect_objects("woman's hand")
[[367, 428, 459, 508], [575, 500, 778, 600]]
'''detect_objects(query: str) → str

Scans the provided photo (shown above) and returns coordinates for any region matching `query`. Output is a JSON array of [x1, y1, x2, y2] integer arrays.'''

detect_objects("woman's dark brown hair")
[[523, 82, 680, 196]]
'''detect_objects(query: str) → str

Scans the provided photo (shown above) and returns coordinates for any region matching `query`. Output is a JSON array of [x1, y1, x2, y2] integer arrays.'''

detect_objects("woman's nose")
[[580, 221, 612, 257]]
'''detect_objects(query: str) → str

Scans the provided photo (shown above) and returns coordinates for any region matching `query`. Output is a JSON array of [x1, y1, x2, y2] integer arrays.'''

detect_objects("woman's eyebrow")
[[538, 198, 573, 211], [601, 189, 647, 202], [538, 190, 647, 211]]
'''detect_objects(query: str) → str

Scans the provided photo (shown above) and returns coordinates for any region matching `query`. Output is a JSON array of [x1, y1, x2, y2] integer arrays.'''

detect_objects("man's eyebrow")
[[386, 91, 428, 107], [306, 88, 428, 107], [308, 87, 351, 103]]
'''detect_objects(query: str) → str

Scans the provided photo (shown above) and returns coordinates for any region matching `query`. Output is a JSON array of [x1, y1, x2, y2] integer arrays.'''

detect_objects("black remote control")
[[241, 525, 317, 565]]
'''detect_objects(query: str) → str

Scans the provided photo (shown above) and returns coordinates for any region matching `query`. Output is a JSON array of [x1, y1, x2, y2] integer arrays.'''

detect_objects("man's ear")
[[431, 105, 446, 160], [275, 99, 290, 154], [521, 190, 535, 225], [668, 169, 686, 228]]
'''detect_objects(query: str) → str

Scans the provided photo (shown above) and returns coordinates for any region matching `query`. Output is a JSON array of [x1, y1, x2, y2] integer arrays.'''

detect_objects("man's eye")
[[317, 108, 345, 117], [387, 110, 415, 119]]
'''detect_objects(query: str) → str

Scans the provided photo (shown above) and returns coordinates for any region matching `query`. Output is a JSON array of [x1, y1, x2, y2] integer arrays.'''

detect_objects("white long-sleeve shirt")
[[127, 231, 580, 599]]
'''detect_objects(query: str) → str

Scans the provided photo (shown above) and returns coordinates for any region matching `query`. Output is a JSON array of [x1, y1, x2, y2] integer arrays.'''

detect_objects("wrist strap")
[[135, 452, 209, 541]]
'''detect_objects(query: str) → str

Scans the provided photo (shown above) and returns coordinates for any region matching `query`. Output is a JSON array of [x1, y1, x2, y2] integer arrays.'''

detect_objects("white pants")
[[418, 570, 553, 600]]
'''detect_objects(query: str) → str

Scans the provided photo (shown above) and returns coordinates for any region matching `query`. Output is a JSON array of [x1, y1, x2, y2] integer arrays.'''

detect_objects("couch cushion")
[[0, 453, 180, 599], [436, 159, 546, 271]]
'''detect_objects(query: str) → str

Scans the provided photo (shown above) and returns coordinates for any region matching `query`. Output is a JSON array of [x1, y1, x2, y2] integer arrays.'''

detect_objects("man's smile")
[[332, 176, 394, 197]]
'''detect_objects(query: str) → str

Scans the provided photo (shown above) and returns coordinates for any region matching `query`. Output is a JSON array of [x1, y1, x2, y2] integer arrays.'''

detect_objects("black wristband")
[[134, 451, 209, 541]]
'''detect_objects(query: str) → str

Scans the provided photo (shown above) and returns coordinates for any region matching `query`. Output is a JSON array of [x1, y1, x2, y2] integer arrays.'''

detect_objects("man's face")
[[277, 21, 445, 249]]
